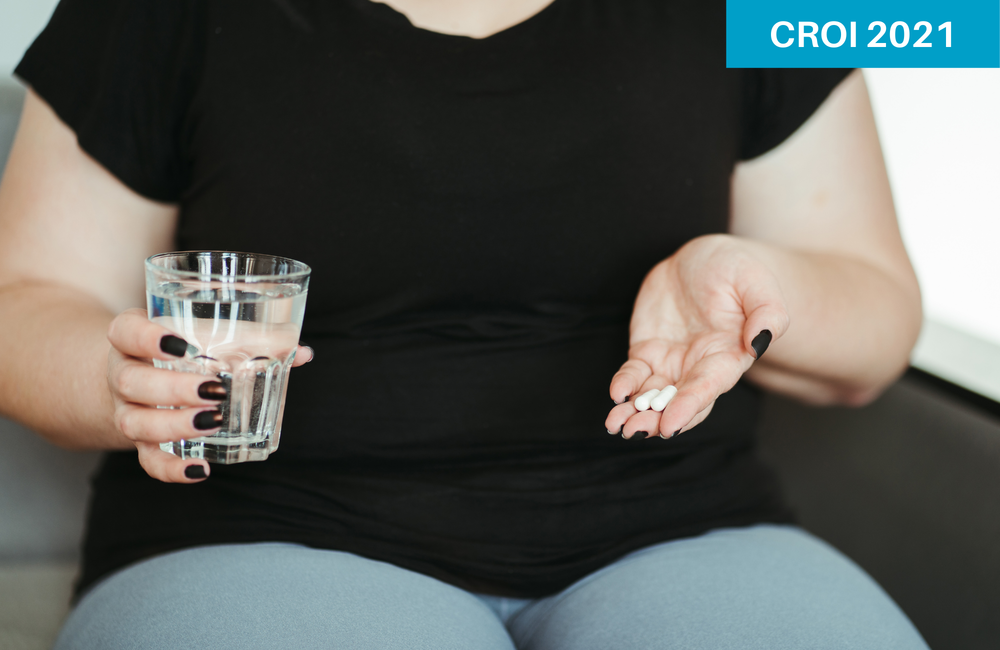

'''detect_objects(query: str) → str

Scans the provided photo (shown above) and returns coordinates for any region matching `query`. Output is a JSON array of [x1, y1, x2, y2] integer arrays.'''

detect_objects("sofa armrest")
[[0, 416, 101, 562], [758, 374, 1000, 650]]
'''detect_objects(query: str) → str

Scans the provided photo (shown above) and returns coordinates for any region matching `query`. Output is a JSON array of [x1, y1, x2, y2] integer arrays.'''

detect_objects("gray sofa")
[[3, 77, 1000, 650], [0, 421, 99, 650], [758, 375, 1000, 650], [0, 78, 25, 174]]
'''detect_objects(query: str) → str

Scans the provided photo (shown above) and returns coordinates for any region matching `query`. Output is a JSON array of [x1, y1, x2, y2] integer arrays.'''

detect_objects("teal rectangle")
[[726, 0, 999, 68]]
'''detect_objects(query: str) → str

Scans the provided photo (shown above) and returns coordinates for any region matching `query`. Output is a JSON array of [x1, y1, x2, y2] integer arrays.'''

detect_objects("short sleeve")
[[14, 0, 206, 202], [739, 68, 854, 161]]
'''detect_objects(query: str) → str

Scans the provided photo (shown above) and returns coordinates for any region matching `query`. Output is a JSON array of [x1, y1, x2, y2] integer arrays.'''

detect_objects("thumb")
[[739, 274, 789, 361]]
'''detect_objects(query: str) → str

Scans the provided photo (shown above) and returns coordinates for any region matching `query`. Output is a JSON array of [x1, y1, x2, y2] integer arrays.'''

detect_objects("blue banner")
[[726, 0, 999, 68]]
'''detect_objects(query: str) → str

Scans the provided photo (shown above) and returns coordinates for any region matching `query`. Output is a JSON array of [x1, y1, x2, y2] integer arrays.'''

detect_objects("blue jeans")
[[55, 525, 928, 649]]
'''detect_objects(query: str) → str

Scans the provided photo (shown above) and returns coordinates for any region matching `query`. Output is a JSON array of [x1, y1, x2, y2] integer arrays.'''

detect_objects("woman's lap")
[[505, 525, 927, 650], [55, 525, 928, 650], [55, 543, 514, 650]]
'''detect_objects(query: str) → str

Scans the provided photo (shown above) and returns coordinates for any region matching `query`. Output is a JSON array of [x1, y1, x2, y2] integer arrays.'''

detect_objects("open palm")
[[606, 235, 789, 439]]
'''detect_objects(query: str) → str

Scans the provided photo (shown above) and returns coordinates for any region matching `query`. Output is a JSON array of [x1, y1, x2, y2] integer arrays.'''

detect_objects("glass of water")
[[145, 251, 311, 464]]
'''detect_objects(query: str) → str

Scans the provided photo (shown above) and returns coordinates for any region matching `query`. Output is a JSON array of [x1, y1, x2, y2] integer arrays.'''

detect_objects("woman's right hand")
[[106, 309, 223, 483], [106, 309, 315, 483]]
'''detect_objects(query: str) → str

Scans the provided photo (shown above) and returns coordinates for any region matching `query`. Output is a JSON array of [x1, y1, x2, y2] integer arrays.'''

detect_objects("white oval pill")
[[650, 385, 678, 412], [633, 389, 661, 411]]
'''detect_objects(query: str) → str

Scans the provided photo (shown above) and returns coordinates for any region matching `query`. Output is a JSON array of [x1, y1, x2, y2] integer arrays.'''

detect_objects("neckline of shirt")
[[348, 0, 564, 44]]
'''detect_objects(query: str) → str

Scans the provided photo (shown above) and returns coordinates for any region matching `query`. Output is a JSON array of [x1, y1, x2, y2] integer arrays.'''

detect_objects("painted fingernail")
[[633, 431, 649, 440], [184, 465, 207, 479], [674, 429, 683, 436], [160, 335, 189, 357], [301, 344, 315, 363], [607, 428, 619, 435], [751, 330, 772, 359], [193, 410, 223, 430], [198, 381, 227, 400]]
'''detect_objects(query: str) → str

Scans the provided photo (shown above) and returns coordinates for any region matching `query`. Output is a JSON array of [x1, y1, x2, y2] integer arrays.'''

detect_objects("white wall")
[[865, 68, 1000, 349], [865, 68, 1000, 400], [0, 0, 58, 76]]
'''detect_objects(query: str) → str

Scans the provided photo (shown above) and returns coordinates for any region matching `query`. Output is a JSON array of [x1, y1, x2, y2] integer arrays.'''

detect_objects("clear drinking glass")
[[145, 251, 311, 464]]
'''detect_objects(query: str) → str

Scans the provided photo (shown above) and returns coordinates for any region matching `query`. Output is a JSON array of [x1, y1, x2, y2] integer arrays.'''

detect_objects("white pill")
[[650, 385, 678, 412], [633, 389, 661, 411]]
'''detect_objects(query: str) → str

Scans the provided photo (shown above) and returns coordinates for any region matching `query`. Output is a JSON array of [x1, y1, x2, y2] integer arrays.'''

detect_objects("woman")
[[0, 0, 927, 647]]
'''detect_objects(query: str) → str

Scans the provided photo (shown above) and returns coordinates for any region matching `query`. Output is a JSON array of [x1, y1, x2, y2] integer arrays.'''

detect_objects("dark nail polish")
[[751, 330, 772, 360], [160, 335, 189, 357], [198, 381, 227, 400], [634, 431, 648, 440], [193, 410, 223, 430], [674, 429, 683, 436], [184, 465, 207, 479]]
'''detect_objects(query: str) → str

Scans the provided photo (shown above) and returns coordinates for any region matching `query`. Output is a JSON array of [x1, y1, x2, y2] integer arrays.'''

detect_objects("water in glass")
[[148, 280, 307, 463]]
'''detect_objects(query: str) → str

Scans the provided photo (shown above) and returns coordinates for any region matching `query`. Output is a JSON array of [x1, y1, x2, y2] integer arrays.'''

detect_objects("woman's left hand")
[[605, 234, 790, 439]]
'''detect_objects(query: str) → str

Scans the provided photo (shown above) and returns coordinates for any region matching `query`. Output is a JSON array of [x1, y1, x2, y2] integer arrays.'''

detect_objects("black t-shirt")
[[17, 0, 852, 598]]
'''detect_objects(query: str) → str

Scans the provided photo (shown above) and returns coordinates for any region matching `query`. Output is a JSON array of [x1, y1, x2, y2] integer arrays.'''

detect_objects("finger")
[[108, 308, 195, 361], [605, 401, 638, 434], [739, 275, 790, 361], [136, 441, 210, 484], [671, 401, 715, 437], [111, 359, 228, 407], [116, 403, 224, 444], [290, 345, 314, 368], [655, 352, 746, 435], [609, 358, 653, 404], [621, 409, 661, 440], [621, 398, 709, 441]]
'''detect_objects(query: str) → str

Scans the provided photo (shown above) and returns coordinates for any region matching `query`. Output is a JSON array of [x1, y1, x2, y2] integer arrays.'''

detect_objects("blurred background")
[[1, 3, 998, 650]]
